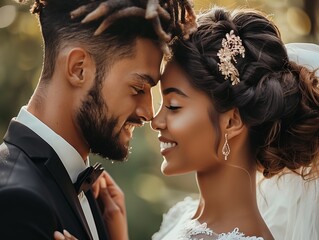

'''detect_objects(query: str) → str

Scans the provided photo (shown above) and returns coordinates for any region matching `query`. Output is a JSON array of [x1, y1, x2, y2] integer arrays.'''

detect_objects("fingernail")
[[100, 178, 106, 188], [63, 229, 72, 238]]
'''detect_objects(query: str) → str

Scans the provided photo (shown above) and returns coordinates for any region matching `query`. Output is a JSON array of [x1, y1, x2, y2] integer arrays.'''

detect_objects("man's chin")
[[94, 145, 129, 161], [111, 148, 129, 161], [113, 143, 131, 161]]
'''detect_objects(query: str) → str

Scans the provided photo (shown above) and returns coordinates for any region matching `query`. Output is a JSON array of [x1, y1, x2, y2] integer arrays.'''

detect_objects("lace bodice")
[[152, 197, 264, 240]]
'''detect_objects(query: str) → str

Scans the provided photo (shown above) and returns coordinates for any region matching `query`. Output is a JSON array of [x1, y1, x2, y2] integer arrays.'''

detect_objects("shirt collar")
[[16, 106, 89, 183]]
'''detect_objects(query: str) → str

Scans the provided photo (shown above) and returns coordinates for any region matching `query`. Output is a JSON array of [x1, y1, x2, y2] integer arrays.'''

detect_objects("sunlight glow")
[[0, 5, 16, 29]]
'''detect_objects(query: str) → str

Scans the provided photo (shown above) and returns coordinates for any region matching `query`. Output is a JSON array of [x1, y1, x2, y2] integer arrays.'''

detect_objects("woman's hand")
[[93, 171, 129, 240], [54, 171, 128, 240]]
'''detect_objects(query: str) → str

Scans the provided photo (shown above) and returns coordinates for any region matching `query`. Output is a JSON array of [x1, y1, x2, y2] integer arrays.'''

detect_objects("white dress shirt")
[[16, 106, 99, 240]]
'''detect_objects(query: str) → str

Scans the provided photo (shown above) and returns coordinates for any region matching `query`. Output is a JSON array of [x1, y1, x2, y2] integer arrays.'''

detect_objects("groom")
[[0, 0, 195, 239]]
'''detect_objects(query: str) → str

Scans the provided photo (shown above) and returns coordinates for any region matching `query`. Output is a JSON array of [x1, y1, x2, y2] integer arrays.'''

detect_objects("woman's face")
[[151, 61, 220, 176]]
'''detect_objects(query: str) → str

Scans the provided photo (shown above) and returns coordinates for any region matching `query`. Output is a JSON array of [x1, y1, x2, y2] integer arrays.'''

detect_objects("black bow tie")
[[74, 162, 104, 194]]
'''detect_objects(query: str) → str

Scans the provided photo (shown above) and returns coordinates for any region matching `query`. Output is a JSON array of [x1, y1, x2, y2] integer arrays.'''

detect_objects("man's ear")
[[66, 48, 94, 87], [222, 108, 245, 140]]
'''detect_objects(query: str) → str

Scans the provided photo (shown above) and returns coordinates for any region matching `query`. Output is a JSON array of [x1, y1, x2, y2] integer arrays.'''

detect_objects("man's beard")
[[76, 83, 128, 161]]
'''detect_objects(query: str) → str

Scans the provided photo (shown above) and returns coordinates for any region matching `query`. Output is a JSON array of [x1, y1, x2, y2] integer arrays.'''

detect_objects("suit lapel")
[[4, 120, 93, 239], [86, 190, 109, 240], [45, 155, 93, 240]]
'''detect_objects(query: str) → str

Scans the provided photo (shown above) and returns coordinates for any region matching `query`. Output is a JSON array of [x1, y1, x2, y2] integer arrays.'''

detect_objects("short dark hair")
[[19, 0, 197, 83], [26, 1, 161, 82]]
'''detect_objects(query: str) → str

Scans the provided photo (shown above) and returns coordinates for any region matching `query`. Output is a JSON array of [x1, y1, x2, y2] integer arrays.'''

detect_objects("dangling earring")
[[222, 133, 230, 160]]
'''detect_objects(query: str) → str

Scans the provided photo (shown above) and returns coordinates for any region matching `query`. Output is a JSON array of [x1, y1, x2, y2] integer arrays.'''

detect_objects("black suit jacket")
[[0, 120, 108, 240]]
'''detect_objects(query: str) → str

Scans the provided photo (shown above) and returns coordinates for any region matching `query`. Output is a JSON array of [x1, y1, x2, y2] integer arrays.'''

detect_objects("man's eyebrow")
[[133, 73, 156, 87], [162, 87, 188, 97]]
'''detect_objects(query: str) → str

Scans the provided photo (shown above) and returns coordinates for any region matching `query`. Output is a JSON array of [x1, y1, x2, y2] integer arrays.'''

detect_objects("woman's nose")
[[151, 110, 166, 131]]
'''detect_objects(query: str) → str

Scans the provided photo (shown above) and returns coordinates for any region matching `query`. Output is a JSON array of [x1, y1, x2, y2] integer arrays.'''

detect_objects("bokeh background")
[[0, 0, 318, 239]]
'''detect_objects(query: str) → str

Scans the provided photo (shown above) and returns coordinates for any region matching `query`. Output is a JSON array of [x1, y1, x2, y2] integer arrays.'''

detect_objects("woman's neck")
[[193, 161, 267, 236], [196, 164, 256, 215]]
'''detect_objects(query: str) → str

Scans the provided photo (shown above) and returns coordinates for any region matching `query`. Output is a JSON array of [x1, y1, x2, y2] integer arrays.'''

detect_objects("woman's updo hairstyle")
[[170, 6, 319, 179]]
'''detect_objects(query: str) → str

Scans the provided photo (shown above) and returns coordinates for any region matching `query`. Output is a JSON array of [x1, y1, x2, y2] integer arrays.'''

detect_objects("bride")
[[149, 7, 319, 240], [55, 6, 319, 240]]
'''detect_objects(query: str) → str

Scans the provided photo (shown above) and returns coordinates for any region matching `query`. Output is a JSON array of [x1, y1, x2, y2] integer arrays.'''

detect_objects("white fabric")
[[257, 43, 319, 240], [285, 43, 319, 75], [257, 172, 319, 240], [152, 197, 264, 240], [16, 106, 99, 240]]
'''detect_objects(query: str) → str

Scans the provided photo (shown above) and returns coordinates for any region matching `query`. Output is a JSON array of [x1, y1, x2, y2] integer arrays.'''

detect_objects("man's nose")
[[136, 95, 154, 122]]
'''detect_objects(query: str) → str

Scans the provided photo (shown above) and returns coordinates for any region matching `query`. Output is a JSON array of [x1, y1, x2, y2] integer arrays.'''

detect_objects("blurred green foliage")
[[0, 0, 318, 239]]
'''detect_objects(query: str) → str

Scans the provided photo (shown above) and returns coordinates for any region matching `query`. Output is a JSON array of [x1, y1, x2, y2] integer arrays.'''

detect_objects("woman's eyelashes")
[[165, 105, 181, 111]]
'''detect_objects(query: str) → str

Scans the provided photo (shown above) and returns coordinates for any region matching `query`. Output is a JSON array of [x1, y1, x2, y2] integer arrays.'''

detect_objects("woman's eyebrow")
[[162, 87, 188, 97]]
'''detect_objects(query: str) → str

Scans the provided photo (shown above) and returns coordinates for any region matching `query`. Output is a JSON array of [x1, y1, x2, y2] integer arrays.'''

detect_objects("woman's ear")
[[66, 48, 94, 87], [222, 108, 245, 139]]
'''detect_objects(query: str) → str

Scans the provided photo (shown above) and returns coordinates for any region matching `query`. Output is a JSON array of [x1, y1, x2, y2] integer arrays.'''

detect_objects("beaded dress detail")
[[152, 197, 264, 240]]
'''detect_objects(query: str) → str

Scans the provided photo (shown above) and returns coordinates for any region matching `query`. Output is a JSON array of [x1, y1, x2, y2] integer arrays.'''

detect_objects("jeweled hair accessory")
[[217, 30, 245, 85]]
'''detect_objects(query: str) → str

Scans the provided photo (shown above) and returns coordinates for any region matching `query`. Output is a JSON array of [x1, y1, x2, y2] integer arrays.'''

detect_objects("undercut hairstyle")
[[17, 0, 196, 84], [169, 7, 319, 179]]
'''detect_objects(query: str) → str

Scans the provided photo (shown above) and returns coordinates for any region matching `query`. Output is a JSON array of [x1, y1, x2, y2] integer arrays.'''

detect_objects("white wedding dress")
[[152, 197, 264, 240]]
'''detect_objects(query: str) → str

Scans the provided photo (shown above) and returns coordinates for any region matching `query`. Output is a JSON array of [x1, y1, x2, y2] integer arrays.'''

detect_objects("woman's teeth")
[[160, 142, 177, 151]]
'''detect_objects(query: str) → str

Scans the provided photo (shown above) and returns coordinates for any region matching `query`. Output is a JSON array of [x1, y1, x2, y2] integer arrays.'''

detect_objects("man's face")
[[77, 38, 162, 160]]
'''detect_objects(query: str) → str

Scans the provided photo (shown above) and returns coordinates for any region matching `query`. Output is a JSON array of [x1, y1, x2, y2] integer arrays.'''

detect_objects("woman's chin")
[[161, 162, 184, 176], [161, 161, 173, 176]]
